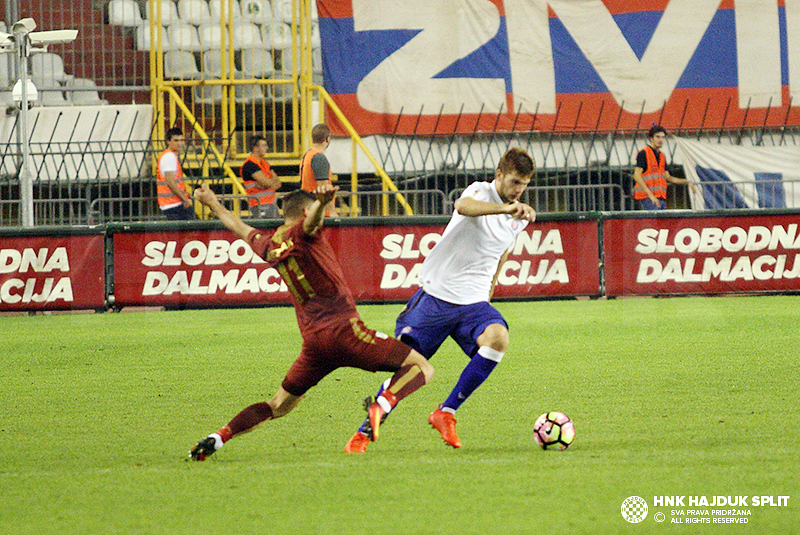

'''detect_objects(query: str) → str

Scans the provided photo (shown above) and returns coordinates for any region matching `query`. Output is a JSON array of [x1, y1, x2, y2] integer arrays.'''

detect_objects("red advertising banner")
[[604, 214, 800, 296], [112, 220, 600, 307], [0, 234, 105, 311]]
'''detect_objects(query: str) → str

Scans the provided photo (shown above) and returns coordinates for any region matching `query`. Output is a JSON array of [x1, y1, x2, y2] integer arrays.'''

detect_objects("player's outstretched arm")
[[303, 183, 340, 235], [194, 184, 256, 241], [456, 197, 536, 222]]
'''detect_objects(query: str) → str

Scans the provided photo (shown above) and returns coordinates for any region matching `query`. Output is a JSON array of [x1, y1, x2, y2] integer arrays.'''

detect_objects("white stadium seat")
[[136, 22, 169, 51], [241, 0, 273, 23], [108, 0, 144, 26], [240, 47, 275, 78], [31, 53, 74, 83], [235, 84, 265, 103], [169, 23, 203, 52], [233, 22, 263, 49], [202, 52, 242, 78], [272, 0, 294, 23], [178, 0, 212, 26], [261, 22, 291, 49], [146, 0, 181, 26], [209, 0, 242, 21], [164, 51, 202, 79], [192, 84, 223, 104], [67, 78, 109, 106], [198, 22, 223, 50]]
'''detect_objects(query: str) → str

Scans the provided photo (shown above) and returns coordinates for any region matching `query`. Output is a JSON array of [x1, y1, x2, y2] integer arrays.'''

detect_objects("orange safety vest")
[[156, 149, 187, 208], [300, 148, 331, 192], [633, 145, 667, 200], [241, 154, 276, 208]]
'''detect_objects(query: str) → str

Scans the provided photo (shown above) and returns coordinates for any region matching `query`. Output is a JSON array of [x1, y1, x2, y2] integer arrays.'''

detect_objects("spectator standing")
[[300, 123, 338, 216]]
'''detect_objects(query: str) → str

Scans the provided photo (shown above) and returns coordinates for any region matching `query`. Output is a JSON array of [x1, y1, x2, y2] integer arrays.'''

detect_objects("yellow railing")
[[307, 86, 414, 216], [147, 0, 411, 217]]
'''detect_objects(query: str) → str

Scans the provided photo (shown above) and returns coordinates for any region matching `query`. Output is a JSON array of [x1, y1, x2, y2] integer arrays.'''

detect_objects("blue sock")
[[441, 348, 502, 412], [357, 379, 390, 434]]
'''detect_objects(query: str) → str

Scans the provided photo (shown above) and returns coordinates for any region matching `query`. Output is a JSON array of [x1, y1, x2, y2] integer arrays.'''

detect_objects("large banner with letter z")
[[318, 0, 800, 135]]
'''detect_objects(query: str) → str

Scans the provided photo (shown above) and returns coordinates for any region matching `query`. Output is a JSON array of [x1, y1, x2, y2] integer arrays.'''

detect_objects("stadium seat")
[[164, 50, 202, 79], [145, 0, 181, 26], [136, 22, 169, 51], [177, 0, 211, 26], [108, 0, 144, 27], [235, 84, 266, 103], [198, 22, 223, 50], [240, 47, 275, 78], [31, 53, 74, 83], [37, 84, 72, 107], [272, 0, 294, 23], [67, 78, 109, 106], [233, 22, 263, 49], [192, 83, 223, 104], [261, 22, 291, 49], [209, 0, 242, 21], [240, 0, 273, 23], [202, 52, 242, 78], [168, 22, 203, 52], [270, 72, 293, 102]]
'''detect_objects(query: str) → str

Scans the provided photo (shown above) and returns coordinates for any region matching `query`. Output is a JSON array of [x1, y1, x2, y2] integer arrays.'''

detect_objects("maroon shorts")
[[281, 317, 412, 396]]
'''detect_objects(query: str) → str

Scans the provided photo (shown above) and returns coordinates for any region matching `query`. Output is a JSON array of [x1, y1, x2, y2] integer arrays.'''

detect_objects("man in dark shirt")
[[189, 183, 433, 460]]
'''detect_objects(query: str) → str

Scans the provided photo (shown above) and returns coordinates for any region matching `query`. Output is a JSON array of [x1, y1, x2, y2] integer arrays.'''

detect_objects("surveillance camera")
[[12, 79, 38, 107], [29, 29, 78, 46], [12, 18, 36, 35]]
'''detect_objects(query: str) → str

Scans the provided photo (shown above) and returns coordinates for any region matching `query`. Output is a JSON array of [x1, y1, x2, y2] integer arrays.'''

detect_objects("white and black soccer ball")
[[533, 411, 575, 450]]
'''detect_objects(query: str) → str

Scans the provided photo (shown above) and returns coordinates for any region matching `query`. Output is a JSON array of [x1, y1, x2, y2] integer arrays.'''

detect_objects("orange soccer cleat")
[[344, 431, 370, 454], [429, 406, 461, 448]]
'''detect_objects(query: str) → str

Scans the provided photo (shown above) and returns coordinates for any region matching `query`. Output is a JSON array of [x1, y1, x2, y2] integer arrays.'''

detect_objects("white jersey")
[[419, 180, 528, 304]]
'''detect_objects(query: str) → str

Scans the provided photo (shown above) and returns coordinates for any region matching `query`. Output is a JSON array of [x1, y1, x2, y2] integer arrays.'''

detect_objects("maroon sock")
[[224, 402, 274, 439]]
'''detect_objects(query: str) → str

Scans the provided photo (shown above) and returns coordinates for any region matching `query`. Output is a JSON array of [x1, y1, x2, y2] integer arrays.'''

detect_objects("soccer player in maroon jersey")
[[189, 183, 433, 460]]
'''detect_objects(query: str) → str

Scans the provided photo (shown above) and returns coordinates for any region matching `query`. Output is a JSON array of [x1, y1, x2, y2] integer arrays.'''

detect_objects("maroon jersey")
[[248, 224, 358, 336]]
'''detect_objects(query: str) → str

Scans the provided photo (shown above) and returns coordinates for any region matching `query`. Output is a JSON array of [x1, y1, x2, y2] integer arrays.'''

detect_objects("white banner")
[[675, 137, 800, 210]]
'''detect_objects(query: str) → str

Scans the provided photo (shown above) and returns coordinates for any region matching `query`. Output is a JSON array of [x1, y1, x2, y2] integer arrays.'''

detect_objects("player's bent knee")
[[268, 389, 302, 419], [404, 350, 434, 383], [477, 323, 509, 352]]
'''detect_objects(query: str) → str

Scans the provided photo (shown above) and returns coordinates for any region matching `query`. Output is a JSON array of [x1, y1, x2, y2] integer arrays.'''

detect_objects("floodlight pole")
[[15, 28, 33, 227]]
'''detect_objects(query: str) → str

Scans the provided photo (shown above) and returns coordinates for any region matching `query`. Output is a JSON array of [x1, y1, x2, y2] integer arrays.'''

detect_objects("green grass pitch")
[[1, 296, 797, 534]]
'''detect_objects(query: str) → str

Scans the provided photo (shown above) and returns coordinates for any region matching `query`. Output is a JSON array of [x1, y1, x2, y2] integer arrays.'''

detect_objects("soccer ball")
[[533, 411, 575, 450]]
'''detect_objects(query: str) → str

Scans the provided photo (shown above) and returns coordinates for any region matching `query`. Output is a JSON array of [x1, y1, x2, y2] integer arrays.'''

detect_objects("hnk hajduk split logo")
[[621, 496, 648, 523]]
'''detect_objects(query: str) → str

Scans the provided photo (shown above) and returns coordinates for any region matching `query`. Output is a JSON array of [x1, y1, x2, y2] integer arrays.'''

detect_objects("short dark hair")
[[166, 127, 183, 142], [249, 134, 266, 151], [648, 125, 667, 139], [497, 147, 534, 178], [311, 124, 330, 144], [281, 190, 316, 219]]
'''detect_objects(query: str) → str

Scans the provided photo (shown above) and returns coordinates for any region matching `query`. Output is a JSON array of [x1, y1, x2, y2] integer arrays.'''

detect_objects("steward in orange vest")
[[633, 125, 695, 210], [241, 135, 281, 218], [157, 127, 195, 220]]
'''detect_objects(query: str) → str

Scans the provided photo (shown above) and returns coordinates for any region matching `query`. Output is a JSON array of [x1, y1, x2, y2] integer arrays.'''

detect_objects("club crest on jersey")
[[511, 220, 521, 231]]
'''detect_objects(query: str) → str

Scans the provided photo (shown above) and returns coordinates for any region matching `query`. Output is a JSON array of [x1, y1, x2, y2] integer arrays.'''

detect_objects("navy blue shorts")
[[395, 288, 507, 359]]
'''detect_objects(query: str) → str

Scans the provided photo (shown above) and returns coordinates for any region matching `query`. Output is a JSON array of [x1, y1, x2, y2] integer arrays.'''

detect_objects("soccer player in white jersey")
[[345, 148, 536, 453]]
